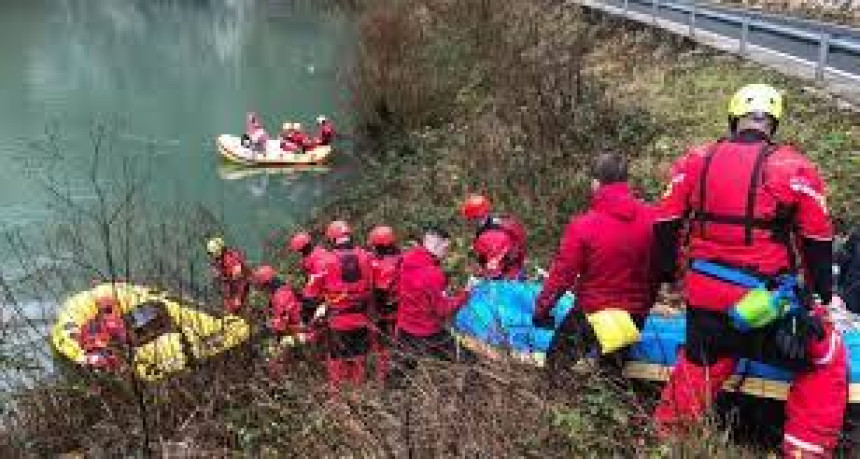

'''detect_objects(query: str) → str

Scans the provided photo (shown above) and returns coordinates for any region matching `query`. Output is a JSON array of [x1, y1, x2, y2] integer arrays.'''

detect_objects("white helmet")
[[316, 115, 328, 125]]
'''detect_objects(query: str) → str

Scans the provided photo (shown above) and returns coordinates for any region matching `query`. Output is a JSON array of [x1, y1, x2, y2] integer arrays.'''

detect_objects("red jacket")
[[304, 246, 374, 330], [371, 252, 402, 319], [212, 248, 249, 313], [536, 183, 657, 316], [657, 136, 833, 312], [268, 284, 303, 334], [300, 246, 329, 300], [214, 248, 246, 281], [396, 246, 468, 337], [79, 312, 127, 352], [316, 123, 335, 146], [473, 215, 527, 279]]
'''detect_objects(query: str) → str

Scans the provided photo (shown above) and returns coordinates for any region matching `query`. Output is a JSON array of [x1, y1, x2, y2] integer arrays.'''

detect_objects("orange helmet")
[[288, 232, 313, 253], [461, 194, 491, 219], [251, 265, 277, 287], [326, 220, 352, 242], [368, 225, 396, 247]]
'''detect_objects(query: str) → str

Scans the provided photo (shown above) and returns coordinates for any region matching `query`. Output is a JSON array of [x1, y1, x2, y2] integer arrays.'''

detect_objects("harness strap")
[[696, 142, 774, 245], [690, 259, 767, 289], [746, 144, 775, 245]]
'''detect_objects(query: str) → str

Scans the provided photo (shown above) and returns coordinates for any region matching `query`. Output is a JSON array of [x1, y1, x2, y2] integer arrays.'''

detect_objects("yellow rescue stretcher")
[[52, 283, 250, 382]]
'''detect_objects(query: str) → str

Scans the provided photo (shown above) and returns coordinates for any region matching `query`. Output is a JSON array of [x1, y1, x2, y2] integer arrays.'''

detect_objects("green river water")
[[0, 0, 356, 272]]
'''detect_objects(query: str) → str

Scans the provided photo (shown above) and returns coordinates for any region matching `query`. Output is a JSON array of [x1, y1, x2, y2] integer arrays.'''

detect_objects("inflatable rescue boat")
[[453, 280, 860, 404], [52, 283, 250, 382], [216, 134, 332, 166]]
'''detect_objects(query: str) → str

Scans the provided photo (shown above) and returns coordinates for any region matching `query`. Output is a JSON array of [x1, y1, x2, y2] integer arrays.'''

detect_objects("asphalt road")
[[600, 0, 860, 78]]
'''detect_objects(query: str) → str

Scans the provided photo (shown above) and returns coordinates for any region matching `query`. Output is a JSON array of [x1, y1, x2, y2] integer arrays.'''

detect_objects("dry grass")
[[2, 0, 859, 455]]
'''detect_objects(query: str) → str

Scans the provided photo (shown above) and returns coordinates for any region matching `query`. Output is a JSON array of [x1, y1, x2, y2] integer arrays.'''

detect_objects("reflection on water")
[[0, 0, 356, 265]]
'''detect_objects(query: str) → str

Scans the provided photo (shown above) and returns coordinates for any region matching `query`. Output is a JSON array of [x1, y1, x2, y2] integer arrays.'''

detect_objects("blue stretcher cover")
[[453, 280, 860, 402]]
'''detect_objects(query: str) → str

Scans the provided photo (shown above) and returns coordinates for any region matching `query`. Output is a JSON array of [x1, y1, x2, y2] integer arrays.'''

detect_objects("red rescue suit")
[[288, 131, 310, 150], [313, 122, 335, 147], [261, 279, 309, 378], [396, 246, 468, 338], [304, 245, 374, 388], [370, 249, 401, 382], [211, 248, 250, 314], [299, 246, 329, 300], [653, 133, 846, 457], [266, 282, 303, 335], [535, 182, 656, 317], [78, 311, 127, 369], [472, 215, 527, 280]]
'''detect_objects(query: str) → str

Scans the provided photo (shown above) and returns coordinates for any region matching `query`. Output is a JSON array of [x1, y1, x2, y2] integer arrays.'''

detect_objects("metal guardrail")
[[602, 0, 860, 82]]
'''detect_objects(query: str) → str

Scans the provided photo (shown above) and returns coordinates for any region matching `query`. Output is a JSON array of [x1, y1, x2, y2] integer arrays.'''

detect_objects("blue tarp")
[[453, 280, 860, 384]]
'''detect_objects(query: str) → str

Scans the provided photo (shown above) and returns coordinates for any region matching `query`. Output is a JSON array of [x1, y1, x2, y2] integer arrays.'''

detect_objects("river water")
[[0, 1, 356, 371], [0, 0, 356, 269]]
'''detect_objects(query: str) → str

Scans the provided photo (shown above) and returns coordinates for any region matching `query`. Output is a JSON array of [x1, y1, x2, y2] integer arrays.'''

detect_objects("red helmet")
[[251, 265, 277, 287], [368, 225, 396, 247], [288, 232, 312, 253], [325, 220, 351, 242], [461, 194, 491, 219]]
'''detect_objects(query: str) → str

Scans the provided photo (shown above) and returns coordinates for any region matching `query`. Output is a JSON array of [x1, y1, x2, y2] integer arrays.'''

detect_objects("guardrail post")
[[689, 2, 697, 40], [817, 32, 831, 82], [740, 14, 750, 56], [652, 0, 658, 25]]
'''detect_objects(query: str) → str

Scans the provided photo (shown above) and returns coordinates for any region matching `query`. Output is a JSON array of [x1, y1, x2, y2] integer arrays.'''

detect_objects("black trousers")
[[684, 308, 809, 372], [327, 327, 370, 359], [545, 308, 646, 375]]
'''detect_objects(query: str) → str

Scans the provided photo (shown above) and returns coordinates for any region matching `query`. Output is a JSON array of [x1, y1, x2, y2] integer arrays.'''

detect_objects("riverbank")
[[3, 0, 859, 455], [313, 0, 859, 270]]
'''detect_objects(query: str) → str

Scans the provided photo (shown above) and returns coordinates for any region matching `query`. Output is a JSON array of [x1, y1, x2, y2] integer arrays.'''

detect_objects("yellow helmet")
[[206, 237, 225, 256], [728, 84, 783, 121]]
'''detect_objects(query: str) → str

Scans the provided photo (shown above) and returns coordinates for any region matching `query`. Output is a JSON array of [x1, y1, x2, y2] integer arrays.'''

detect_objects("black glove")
[[533, 310, 555, 330], [774, 312, 825, 362]]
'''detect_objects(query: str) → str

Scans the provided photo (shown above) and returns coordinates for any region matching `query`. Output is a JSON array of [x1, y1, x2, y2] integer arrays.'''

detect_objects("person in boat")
[[651, 83, 847, 458], [393, 226, 471, 379], [242, 111, 269, 150], [302, 221, 375, 390], [77, 295, 128, 369], [279, 122, 301, 153], [250, 265, 309, 377], [206, 236, 250, 314], [532, 153, 657, 373], [461, 194, 528, 280], [287, 122, 311, 152], [312, 115, 335, 147], [367, 225, 402, 383], [837, 223, 860, 313]]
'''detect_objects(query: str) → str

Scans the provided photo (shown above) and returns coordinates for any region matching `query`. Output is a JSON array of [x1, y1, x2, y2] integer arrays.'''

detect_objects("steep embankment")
[[308, 0, 859, 272]]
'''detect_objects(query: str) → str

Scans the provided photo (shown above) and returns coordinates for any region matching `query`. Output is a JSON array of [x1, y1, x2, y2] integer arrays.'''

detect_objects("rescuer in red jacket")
[[652, 84, 846, 458], [312, 115, 336, 147], [78, 295, 128, 369], [287, 231, 330, 323], [303, 220, 375, 389], [533, 153, 657, 371], [251, 265, 309, 378], [461, 195, 528, 280], [395, 227, 470, 370], [206, 237, 250, 314], [367, 225, 402, 383]]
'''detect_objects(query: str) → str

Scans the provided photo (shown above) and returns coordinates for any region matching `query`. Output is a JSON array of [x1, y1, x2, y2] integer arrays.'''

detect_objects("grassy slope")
[[5, 1, 859, 455], [317, 6, 859, 272]]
